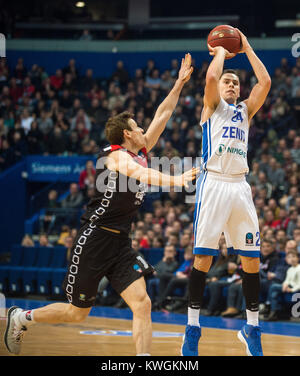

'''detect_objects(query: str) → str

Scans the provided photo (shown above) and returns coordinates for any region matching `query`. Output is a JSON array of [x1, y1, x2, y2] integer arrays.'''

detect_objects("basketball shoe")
[[237, 324, 263, 356], [181, 325, 201, 356], [4, 306, 27, 355]]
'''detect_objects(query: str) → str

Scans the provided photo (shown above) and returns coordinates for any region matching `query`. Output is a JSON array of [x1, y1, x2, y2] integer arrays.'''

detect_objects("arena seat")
[[8, 247, 38, 293], [22, 247, 54, 294], [51, 268, 68, 296], [0, 245, 24, 292], [37, 247, 68, 295]]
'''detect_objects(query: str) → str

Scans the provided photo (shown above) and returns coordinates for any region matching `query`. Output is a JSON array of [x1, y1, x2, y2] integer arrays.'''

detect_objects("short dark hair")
[[221, 69, 239, 79], [105, 111, 134, 145]]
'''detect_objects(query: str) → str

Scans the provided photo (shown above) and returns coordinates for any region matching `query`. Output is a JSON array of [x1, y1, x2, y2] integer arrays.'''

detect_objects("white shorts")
[[193, 171, 260, 258]]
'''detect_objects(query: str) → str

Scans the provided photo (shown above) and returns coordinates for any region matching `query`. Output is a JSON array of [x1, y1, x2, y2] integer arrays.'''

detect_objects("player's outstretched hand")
[[207, 44, 236, 59], [175, 167, 200, 188], [235, 28, 252, 53], [178, 53, 194, 84]]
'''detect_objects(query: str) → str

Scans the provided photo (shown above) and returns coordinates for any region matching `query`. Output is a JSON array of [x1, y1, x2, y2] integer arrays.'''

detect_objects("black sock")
[[242, 271, 260, 312], [188, 268, 207, 309]]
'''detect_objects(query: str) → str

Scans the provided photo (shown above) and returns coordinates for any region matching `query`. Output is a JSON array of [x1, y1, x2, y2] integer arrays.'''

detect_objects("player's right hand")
[[207, 44, 236, 59], [176, 167, 200, 188]]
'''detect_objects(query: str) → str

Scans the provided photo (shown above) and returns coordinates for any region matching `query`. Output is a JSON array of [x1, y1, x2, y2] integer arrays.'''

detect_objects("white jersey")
[[201, 97, 249, 175]]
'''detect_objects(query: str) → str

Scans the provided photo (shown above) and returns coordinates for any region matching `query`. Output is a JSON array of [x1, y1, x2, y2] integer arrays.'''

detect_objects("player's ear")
[[123, 128, 131, 140]]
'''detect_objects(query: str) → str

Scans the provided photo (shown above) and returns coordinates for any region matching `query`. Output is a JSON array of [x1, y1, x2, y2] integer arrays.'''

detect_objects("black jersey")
[[80, 145, 148, 234]]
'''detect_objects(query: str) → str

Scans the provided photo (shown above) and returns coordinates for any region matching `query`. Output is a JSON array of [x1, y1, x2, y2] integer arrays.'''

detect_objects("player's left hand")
[[178, 53, 194, 83], [235, 28, 252, 53]]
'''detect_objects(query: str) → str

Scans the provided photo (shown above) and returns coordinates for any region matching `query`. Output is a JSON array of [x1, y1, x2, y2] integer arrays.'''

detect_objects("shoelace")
[[13, 325, 27, 343]]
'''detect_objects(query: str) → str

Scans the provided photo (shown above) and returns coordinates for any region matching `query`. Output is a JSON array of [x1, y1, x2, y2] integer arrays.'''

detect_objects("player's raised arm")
[[144, 53, 193, 152], [203, 45, 236, 112], [236, 29, 271, 121], [106, 150, 199, 188]]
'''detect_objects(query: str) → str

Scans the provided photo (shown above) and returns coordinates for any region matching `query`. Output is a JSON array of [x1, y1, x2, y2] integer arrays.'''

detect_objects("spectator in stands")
[[11, 131, 27, 162], [71, 108, 92, 132], [47, 126, 68, 155], [0, 139, 15, 171], [260, 240, 297, 318], [203, 245, 238, 316], [79, 159, 95, 195], [64, 235, 74, 261], [57, 225, 71, 246], [50, 69, 64, 91], [259, 239, 280, 303], [79, 68, 95, 93], [154, 246, 194, 310], [111, 60, 129, 89], [147, 245, 178, 305], [21, 234, 35, 247], [145, 69, 161, 90], [39, 189, 61, 234], [20, 109, 34, 135], [38, 233, 53, 247], [287, 209, 299, 239], [265, 250, 300, 321], [79, 29, 93, 41], [27, 121, 44, 154], [62, 59, 79, 81], [221, 261, 244, 318], [37, 110, 53, 136], [61, 183, 84, 210]]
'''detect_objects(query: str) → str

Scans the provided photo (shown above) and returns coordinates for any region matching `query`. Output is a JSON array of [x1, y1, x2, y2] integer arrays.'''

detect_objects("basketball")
[[207, 25, 241, 55]]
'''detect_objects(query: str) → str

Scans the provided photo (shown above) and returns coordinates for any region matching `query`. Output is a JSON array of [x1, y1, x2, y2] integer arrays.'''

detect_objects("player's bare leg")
[[121, 277, 152, 356], [193, 254, 213, 273], [4, 303, 91, 354], [29, 303, 91, 323]]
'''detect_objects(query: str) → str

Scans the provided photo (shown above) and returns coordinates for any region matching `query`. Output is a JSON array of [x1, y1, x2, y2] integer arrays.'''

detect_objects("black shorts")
[[62, 223, 154, 308]]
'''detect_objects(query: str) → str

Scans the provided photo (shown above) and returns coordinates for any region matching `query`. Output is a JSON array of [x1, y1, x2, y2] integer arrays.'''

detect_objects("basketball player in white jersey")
[[182, 29, 271, 356]]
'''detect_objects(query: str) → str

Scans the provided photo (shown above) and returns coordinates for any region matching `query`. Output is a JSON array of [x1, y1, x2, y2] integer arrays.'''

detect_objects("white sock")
[[187, 307, 200, 327], [136, 353, 151, 356], [17, 310, 36, 327], [246, 309, 259, 327]]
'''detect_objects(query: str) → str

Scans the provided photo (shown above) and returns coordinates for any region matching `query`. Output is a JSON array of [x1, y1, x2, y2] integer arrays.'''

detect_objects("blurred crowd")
[[1, 53, 300, 320]]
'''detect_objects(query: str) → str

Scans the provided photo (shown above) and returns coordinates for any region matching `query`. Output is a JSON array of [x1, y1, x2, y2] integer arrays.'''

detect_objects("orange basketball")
[[207, 25, 241, 56]]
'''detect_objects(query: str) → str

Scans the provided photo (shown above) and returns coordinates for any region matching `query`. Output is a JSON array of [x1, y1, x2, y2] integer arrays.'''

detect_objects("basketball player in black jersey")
[[5, 54, 198, 356]]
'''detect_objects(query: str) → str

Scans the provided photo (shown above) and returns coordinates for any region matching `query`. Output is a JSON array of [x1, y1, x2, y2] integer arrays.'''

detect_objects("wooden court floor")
[[1, 314, 300, 356]]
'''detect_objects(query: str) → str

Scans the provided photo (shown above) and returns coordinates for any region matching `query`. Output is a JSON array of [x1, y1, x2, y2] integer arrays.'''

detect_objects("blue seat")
[[0, 245, 24, 292], [51, 267, 68, 296], [8, 247, 37, 293], [141, 248, 164, 266], [37, 247, 67, 295], [22, 247, 54, 294]]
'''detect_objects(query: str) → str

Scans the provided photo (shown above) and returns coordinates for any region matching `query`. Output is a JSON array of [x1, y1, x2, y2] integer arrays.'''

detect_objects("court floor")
[[0, 298, 300, 356]]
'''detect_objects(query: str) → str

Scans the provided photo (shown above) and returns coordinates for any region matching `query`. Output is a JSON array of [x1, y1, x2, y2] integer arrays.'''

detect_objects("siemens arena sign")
[[26, 156, 96, 182]]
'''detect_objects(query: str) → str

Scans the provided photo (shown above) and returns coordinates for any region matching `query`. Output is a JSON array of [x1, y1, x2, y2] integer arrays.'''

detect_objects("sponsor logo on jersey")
[[215, 144, 246, 158], [215, 144, 226, 156], [133, 264, 142, 273], [245, 232, 254, 246], [227, 147, 247, 158]]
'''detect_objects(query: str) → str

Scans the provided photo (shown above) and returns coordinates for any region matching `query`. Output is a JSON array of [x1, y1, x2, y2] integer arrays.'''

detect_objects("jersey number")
[[256, 232, 260, 247]]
